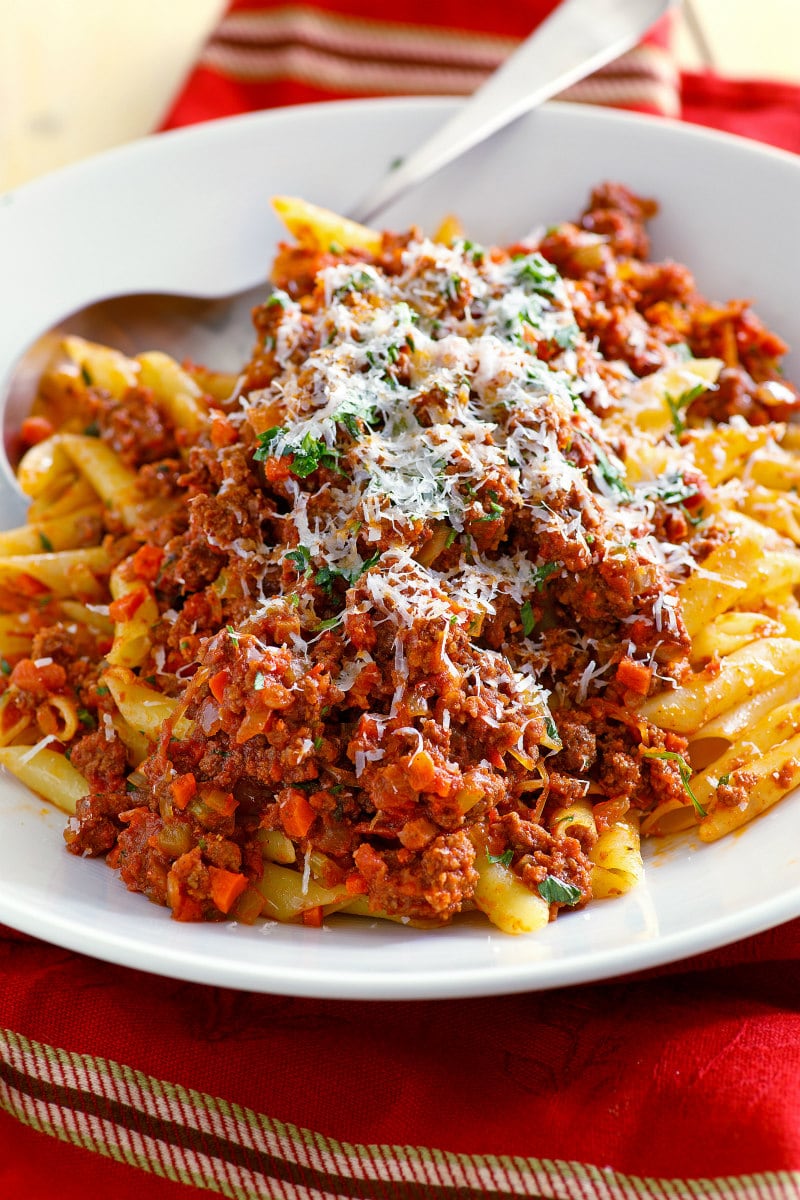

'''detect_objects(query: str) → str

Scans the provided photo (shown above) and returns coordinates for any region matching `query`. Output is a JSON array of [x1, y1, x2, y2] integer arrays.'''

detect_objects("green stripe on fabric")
[[1, 1029, 800, 1200]]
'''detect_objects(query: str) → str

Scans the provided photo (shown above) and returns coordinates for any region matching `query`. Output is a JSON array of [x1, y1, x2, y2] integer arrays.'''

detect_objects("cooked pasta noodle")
[[1, 182, 799, 931]]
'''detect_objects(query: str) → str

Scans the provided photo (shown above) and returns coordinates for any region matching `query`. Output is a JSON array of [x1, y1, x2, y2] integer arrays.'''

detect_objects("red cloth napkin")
[[4, 4, 800, 1197]]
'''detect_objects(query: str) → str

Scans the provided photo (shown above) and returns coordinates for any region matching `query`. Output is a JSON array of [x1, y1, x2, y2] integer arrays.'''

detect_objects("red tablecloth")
[[3, 4, 800, 1197]]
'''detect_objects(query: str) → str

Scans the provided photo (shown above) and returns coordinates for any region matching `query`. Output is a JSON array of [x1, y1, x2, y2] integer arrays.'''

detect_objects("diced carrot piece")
[[20, 416, 55, 446], [208, 866, 248, 915], [172, 895, 203, 922], [235, 707, 272, 745], [616, 657, 653, 696], [166, 862, 204, 921], [345, 873, 368, 896], [10, 659, 43, 691], [301, 905, 324, 927], [15, 573, 49, 597], [109, 587, 148, 622], [199, 786, 238, 817], [280, 789, 316, 838], [131, 544, 164, 582], [170, 772, 197, 811], [408, 749, 436, 792], [262, 457, 293, 484], [210, 416, 238, 447], [209, 669, 229, 703], [10, 657, 67, 693]]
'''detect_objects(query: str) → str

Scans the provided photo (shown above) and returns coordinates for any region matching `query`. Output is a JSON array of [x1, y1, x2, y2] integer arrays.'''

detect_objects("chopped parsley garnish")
[[717, 773, 731, 788], [332, 269, 376, 301], [512, 252, 560, 296], [445, 528, 458, 549], [554, 323, 579, 350], [477, 499, 504, 522], [520, 601, 535, 637], [314, 565, 344, 596], [288, 433, 342, 478], [83, 420, 100, 438], [461, 239, 485, 265], [517, 306, 542, 333], [226, 624, 239, 646], [335, 395, 377, 438], [254, 427, 343, 477], [315, 552, 380, 595], [253, 426, 285, 461], [313, 736, 323, 751], [487, 848, 513, 868], [532, 561, 560, 591], [641, 748, 706, 817], [643, 471, 699, 507], [285, 545, 312, 576], [443, 274, 463, 302], [95, 684, 110, 696], [80, 365, 93, 386], [543, 716, 563, 749], [538, 875, 582, 906], [77, 707, 96, 729], [665, 383, 708, 436], [315, 616, 343, 632], [590, 443, 631, 501], [352, 552, 381, 580], [0, 658, 10, 676]]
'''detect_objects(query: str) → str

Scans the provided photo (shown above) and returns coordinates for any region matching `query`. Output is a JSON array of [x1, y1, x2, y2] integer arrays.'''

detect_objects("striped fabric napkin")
[[162, 0, 678, 127], [3, 3, 800, 1199]]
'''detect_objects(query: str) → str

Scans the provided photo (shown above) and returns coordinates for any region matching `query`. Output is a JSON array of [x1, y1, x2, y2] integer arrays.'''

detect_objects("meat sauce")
[[7, 184, 798, 928]]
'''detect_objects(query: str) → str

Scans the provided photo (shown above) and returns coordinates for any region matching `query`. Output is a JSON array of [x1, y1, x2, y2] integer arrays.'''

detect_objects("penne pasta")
[[0, 745, 89, 815], [59, 433, 143, 531], [0, 506, 103, 557], [137, 351, 207, 436], [690, 697, 800, 814], [106, 566, 161, 669], [699, 731, 800, 842], [62, 335, 139, 398], [102, 666, 190, 741], [590, 813, 644, 899], [256, 860, 350, 922], [0, 546, 110, 599], [688, 611, 784, 665], [639, 637, 800, 734], [271, 195, 381, 255], [26, 475, 100, 524], [16, 435, 74, 499], [471, 853, 550, 935]]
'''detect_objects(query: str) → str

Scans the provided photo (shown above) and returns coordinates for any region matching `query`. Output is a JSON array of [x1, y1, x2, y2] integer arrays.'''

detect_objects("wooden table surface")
[[1, 0, 798, 192]]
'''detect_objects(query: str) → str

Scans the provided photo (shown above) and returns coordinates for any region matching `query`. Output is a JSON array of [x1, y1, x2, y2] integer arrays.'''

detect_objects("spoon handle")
[[349, 0, 674, 225]]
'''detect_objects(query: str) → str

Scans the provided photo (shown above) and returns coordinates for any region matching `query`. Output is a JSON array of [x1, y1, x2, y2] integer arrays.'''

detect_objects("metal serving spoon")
[[2, 0, 671, 519]]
